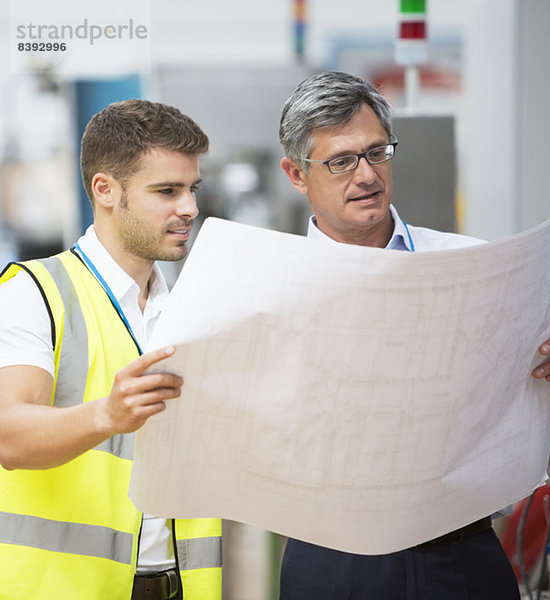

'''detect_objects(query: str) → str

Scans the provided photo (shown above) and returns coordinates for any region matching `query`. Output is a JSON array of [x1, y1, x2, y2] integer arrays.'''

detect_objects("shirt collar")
[[306, 204, 414, 252], [74, 225, 169, 305], [387, 205, 413, 251]]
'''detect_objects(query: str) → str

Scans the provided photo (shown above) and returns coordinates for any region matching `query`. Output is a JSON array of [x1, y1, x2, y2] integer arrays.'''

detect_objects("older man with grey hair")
[[277, 70, 550, 599]]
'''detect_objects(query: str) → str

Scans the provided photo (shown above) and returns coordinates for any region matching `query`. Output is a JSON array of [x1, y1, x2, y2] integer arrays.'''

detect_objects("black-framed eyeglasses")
[[300, 141, 398, 174]]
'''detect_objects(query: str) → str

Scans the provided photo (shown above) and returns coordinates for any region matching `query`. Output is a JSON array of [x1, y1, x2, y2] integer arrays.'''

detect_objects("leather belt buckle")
[[132, 568, 180, 600], [165, 569, 179, 599]]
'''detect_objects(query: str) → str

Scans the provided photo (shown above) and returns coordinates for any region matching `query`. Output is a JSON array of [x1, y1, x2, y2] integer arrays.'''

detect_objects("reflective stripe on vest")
[[177, 536, 223, 571], [38, 256, 88, 409], [37, 255, 134, 462], [0, 511, 134, 564]]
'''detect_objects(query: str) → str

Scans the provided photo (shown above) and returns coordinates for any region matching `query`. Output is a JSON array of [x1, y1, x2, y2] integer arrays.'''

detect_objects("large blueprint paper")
[[130, 217, 550, 554]]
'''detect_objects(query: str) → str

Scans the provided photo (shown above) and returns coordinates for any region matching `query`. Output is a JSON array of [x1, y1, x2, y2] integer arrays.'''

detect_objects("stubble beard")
[[118, 193, 188, 263]]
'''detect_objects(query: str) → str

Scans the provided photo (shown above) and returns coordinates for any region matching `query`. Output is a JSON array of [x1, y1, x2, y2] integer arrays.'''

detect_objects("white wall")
[[517, 0, 550, 232], [460, 0, 518, 239], [461, 0, 550, 239]]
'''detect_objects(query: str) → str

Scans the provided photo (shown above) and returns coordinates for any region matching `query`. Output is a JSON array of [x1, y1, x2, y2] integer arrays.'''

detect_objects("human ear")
[[90, 173, 118, 208], [280, 157, 309, 195]]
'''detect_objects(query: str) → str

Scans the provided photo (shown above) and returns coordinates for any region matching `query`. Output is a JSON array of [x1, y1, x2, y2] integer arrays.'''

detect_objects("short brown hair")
[[80, 99, 209, 204]]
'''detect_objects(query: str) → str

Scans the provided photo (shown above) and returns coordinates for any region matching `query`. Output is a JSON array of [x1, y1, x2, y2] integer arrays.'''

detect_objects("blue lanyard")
[[402, 221, 416, 252], [73, 243, 143, 353]]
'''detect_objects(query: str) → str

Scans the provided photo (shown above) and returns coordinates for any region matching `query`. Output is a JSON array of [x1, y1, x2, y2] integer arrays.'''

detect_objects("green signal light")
[[400, 0, 426, 13]]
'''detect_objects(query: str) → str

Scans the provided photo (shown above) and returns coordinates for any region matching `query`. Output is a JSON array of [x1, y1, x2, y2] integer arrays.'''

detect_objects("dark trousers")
[[280, 528, 520, 600]]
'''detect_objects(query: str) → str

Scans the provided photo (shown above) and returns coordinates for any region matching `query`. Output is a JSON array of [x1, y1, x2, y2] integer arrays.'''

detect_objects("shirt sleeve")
[[0, 269, 55, 376]]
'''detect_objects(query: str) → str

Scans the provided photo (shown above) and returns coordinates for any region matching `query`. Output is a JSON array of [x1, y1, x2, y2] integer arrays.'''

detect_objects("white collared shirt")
[[75, 226, 169, 354], [307, 204, 484, 251], [0, 225, 174, 572]]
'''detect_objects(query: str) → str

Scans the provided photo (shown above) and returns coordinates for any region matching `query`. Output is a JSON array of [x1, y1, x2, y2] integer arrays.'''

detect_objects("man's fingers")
[[131, 371, 183, 396], [533, 362, 550, 379], [532, 341, 550, 379], [114, 370, 183, 398], [144, 385, 182, 403], [531, 340, 550, 381], [120, 346, 177, 377]]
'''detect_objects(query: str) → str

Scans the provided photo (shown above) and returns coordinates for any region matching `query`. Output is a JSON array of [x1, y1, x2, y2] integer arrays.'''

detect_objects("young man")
[[0, 100, 221, 600], [279, 70, 550, 599]]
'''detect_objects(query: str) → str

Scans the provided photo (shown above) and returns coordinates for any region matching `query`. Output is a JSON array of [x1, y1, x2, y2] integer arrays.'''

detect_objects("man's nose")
[[352, 155, 377, 184], [176, 190, 199, 219]]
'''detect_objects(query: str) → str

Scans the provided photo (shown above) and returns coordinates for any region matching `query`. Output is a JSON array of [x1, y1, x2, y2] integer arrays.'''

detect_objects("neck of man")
[[116, 255, 154, 314], [94, 226, 155, 313], [316, 213, 394, 248]]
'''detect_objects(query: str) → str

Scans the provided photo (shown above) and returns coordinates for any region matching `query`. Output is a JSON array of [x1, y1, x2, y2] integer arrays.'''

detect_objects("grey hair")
[[279, 71, 393, 171]]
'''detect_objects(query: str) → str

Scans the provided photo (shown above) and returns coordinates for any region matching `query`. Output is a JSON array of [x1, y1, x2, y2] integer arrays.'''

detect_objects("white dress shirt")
[[0, 225, 175, 572], [307, 204, 484, 251]]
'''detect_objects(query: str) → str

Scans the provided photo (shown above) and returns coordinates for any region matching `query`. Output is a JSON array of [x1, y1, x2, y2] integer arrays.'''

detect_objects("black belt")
[[416, 517, 492, 548], [131, 568, 180, 600]]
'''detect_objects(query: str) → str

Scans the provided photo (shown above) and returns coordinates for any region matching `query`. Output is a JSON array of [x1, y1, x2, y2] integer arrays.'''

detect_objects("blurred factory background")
[[0, 0, 549, 598]]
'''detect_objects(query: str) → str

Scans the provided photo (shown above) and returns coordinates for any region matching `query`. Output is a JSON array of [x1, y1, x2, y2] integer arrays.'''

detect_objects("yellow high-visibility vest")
[[0, 250, 222, 600]]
